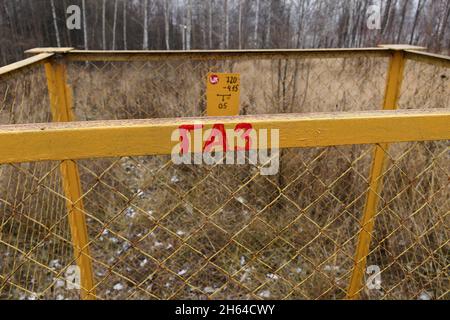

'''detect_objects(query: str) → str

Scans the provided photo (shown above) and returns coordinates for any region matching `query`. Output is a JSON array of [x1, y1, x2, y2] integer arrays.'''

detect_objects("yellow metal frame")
[[347, 47, 407, 299], [44, 57, 95, 300], [0, 110, 448, 164], [0, 45, 449, 300]]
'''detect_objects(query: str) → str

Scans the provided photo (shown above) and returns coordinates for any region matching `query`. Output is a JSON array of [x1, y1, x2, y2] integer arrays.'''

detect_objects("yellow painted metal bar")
[[44, 58, 96, 300], [0, 53, 54, 78], [347, 50, 406, 299], [404, 50, 450, 69], [42, 48, 392, 62], [0, 110, 448, 164]]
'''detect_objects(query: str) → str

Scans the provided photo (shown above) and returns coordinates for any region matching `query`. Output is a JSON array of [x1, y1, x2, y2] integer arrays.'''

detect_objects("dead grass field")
[[0, 56, 448, 300]]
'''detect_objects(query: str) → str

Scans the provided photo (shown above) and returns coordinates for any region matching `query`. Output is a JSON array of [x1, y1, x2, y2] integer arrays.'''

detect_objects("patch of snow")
[[49, 259, 61, 269], [204, 287, 215, 293], [27, 294, 37, 300], [178, 269, 188, 276], [176, 230, 186, 236], [125, 207, 136, 218], [55, 279, 65, 288], [240, 256, 246, 266], [96, 270, 106, 277], [295, 267, 303, 274], [171, 175, 180, 183], [113, 283, 124, 291], [140, 258, 148, 268], [166, 244, 173, 249], [56, 294, 65, 300], [418, 291, 432, 300], [258, 290, 271, 298], [154, 241, 164, 247], [236, 196, 246, 204], [266, 273, 279, 280], [102, 229, 109, 236], [136, 189, 145, 198]]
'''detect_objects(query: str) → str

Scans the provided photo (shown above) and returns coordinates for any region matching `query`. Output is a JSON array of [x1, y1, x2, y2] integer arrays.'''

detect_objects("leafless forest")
[[1, 0, 450, 65]]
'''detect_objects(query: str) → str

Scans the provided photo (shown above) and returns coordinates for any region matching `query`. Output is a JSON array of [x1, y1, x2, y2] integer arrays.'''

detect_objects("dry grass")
[[0, 56, 448, 300]]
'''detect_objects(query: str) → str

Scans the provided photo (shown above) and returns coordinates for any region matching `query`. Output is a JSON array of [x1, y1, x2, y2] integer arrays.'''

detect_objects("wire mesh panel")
[[66, 54, 389, 120], [363, 141, 449, 300], [399, 59, 450, 110], [0, 161, 75, 300], [0, 64, 51, 125]]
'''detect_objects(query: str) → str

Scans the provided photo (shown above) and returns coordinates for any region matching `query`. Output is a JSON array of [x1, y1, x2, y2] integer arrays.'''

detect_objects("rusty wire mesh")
[[0, 52, 449, 300]]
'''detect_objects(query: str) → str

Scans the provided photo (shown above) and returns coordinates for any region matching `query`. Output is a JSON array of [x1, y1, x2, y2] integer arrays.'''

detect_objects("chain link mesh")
[[66, 54, 389, 119]]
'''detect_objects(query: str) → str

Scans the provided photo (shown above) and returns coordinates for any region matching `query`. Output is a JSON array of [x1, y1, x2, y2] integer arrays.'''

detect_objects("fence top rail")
[[405, 50, 450, 68], [0, 109, 448, 164], [1, 45, 446, 74], [26, 47, 393, 62], [0, 52, 54, 77], [68, 48, 393, 62]]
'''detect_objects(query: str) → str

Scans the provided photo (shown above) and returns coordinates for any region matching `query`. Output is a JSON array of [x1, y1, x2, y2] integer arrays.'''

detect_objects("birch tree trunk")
[[409, 0, 424, 44], [143, 0, 149, 49], [265, 2, 271, 48], [164, 0, 170, 50], [50, 0, 61, 47], [186, 0, 192, 50], [123, 1, 127, 49], [253, 0, 260, 48], [112, 0, 118, 50], [223, 0, 229, 49], [238, 0, 243, 49], [102, 0, 106, 50], [82, 0, 88, 49], [208, 0, 213, 49]]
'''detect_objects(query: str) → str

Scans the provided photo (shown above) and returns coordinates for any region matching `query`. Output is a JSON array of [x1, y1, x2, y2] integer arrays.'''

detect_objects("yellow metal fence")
[[0, 46, 449, 300]]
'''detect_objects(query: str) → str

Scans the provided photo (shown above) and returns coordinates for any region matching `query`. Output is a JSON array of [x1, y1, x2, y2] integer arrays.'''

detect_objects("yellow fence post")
[[44, 55, 96, 300], [346, 47, 408, 299]]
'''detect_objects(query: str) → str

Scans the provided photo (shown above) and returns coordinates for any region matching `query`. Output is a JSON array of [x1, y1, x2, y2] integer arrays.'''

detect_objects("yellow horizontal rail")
[[0, 53, 54, 77], [405, 50, 450, 68], [25, 47, 392, 62], [0, 109, 448, 164]]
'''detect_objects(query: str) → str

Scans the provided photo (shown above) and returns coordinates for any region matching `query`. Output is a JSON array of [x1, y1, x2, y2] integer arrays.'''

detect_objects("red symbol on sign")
[[209, 74, 219, 85]]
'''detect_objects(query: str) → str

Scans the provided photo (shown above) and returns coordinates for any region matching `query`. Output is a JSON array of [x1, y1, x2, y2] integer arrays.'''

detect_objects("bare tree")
[[112, 0, 118, 50], [238, 0, 243, 49], [253, 0, 260, 48], [208, 0, 213, 49], [186, 0, 192, 50], [50, 0, 61, 47], [223, 0, 229, 49], [82, 0, 88, 49], [123, 0, 127, 49], [410, 0, 424, 44], [164, 0, 171, 50], [102, 0, 106, 50], [143, 0, 149, 49], [265, 1, 271, 48]]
